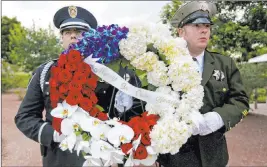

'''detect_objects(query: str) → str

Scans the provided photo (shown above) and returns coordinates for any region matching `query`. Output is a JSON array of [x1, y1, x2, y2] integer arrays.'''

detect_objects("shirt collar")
[[194, 51, 205, 66]]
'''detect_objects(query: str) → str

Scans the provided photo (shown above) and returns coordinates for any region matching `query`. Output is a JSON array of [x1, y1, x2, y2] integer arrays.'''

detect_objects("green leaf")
[[82, 133, 91, 141], [147, 84, 157, 91], [106, 60, 121, 73], [158, 53, 170, 65], [75, 131, 81, 136], [82, 151, 87, 156], [95, 104, 105, 112]]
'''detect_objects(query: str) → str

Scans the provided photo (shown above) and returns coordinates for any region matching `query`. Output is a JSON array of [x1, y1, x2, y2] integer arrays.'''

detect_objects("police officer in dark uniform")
[[157, 1, 249, 167], [15, 5, 144, 167], [14, 6, 98, 167]]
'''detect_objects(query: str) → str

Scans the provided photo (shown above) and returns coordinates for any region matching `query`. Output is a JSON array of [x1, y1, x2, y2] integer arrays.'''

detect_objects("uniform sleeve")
[[14, 66, 54, 147], [214, 58, 249, 132]]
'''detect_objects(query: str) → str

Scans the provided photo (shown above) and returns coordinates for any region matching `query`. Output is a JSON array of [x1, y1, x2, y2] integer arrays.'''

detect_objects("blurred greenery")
[[2, 60, 31, 93], [249, 88, 267, 103], [160, 1, 267, 61], [160, 0, 267, 100], [1, 2, 267, 97]]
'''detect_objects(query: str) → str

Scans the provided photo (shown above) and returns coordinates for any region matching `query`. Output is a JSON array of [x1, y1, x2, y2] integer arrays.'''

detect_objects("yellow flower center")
[[62, 109, 68, 116], [73, 124, 79, 130], [100, 145, 108, 151], [100, 133, 105, 139], [120, 136, 126, 142], [61, 143, 68, 148], [93, 120, 100, 126]]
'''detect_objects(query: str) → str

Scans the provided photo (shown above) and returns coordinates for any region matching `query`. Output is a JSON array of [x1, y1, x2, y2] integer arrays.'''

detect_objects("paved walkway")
[[2, 93, 267, 166], [249, 103, 267, 116]]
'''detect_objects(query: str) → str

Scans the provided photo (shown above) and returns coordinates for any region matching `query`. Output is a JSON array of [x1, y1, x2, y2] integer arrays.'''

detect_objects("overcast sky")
[[2, 1, 169, 34]]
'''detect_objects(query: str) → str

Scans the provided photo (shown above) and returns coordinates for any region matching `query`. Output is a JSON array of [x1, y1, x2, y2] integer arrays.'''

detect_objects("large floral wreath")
[[50, 21, 204, 166]]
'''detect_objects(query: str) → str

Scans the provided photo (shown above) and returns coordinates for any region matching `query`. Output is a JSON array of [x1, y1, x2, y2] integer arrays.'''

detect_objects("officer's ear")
[[177, 27, 185, 37]]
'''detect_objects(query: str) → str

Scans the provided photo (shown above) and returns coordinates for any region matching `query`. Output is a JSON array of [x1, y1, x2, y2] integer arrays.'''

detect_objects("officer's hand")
[[189, 111, 206, 135], [53, 131, 65, 143], [199, 112, 224, 136], [114, 91, 133, 113]]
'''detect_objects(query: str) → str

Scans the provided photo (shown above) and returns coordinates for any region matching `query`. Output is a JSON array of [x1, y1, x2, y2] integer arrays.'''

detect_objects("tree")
[[237, 62, 267, 98], [216, 1, 267, 31], [1, 16, 20, 63], [9, 23, 62, 72], [160, 0, 267, 61]]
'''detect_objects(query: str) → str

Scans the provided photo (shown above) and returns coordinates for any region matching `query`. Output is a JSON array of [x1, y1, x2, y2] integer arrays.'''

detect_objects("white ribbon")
[[84, 55, 179, 108]]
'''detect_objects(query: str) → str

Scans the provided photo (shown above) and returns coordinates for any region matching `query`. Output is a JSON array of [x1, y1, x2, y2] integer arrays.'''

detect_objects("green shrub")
[[14, 89, 27, 100], [250, 88, 267, 103], [1, 71, 31, 93], [13, 72, 31, 88], [2, 74, 14, 92], [257, 96, 267, 103]]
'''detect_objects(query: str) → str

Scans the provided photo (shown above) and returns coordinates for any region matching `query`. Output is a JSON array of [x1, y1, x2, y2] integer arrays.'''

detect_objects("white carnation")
[[131, 52, 158, 72], [150, 117, 191, 155]]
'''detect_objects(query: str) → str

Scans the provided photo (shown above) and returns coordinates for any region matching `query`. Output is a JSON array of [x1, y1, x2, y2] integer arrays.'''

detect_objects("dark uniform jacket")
[[14, 60, 144, 167], [158, 50, 249, 167]]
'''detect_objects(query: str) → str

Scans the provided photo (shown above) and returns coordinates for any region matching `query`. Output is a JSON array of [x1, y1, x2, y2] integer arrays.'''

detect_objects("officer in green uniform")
[[14, 5, 144, 167], [157, 2, 249, 167]]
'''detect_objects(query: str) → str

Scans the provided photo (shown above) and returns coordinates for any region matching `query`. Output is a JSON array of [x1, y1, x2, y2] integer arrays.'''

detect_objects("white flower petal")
[[59, 139, 68, 151], [107, 125, 134, 147], [138, 154, 157, 166], [71, 109, 88, 123], [63, 100, 78, 117], [91, 140, 114, 160], [105, 118, 122, 126], [146, 146, 156, 155], [77, 141, 90, 156], [79, 117, 94, 132], [67, 133, 77, 153], [61, 119, 74, 136], [50, 104, 64, 118]]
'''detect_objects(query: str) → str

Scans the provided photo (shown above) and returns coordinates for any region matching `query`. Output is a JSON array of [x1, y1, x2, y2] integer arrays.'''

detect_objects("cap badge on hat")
[[68, 6, 77, 18]]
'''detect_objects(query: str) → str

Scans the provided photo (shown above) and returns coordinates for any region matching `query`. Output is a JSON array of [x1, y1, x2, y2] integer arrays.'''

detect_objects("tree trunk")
[[254, 88, 258, 109]]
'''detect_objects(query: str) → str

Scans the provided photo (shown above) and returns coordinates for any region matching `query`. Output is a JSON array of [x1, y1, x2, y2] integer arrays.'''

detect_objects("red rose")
[[133, 145, 148, 160], [73, 72, 87, 85], [59, 84, 69, 94], [58, 54, 67, 67], [67, 50, 82, 64], [127, 117, 142, 128], [50, 66, 61, 78], [50, 88, 60, 102], [49, 78, 58, 88], [58, 69, 72, 83], [82, 89, 93, 97], [66, 90, 83, 105], [90, 93, 98, 104], [141, 112, 159, 129], [52, 117, 63, 134], [141, 132, 151, 146], [69, 81, 82, 92], [96, 112, 108, 121], [79, 97, 93, 112], [121, 143, 133, 154], [65, 63, 78, 72], [86, 78, 97, 90], [132, 122, 150, 136], [77, 62, 92, 74], [91, 73, 98, 80], [51, 101, 58, 108], [89, 107, 100, 117]]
